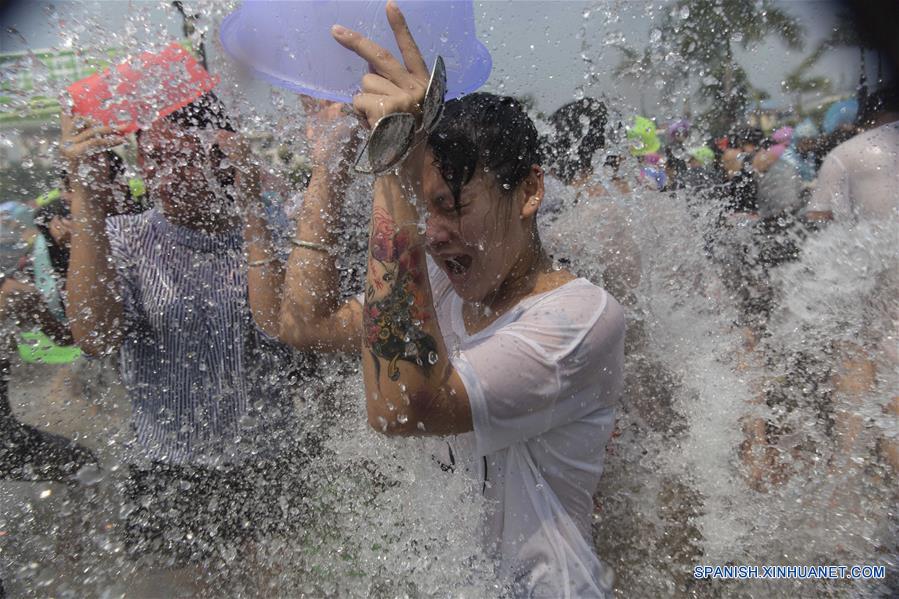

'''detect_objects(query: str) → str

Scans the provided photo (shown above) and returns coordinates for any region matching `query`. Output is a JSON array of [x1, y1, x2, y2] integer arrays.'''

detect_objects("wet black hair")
[[165, 91, 234, 132], [34, 186, 72, 276], [859, 86, 899, 124], [428, 92, 541, 208], [543, 97, 608, 184], [732, 127, 764, 149]]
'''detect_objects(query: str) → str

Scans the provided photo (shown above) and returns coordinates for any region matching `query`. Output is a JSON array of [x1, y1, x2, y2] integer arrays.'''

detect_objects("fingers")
[[300, 95, 326, 115], [65, 124, 120, 145], [361, 73, 404, 97], [302, 95, 347, 121], [352, 93, 392, 125], [385, 0, 428, 79], [62, 135, 125, 163], [331, 24, 413, 88]]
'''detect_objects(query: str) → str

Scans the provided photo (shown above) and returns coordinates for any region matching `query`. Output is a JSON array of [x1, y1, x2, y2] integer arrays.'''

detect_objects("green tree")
[[782, 10, 875, 114], [615, 0, 804, 135]]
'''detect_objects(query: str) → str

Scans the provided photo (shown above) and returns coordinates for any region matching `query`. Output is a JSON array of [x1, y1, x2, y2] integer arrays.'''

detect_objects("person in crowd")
[[602, 154, 632, 195], [541, 97, 642, 305], [0, 168, 100, 482], [61, 88, 304, 570], [751, 129, 804, 223], [818, 98, 860, 158], [663, 119, 690, 189], [805, 87, 899, 224], [275, 4, 626, 596], [681, 146, 716, 188], [720, 127, 764, 215], [802, 86, 899, 479], [781, 119, 820, 183], [542, 98, 608, 191]]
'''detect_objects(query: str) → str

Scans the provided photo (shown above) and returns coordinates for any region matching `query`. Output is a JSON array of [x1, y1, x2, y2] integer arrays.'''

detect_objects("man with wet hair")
[[62, 90, 303, 570], [542, 97, 608, 186], [540, 97, 642, 306]]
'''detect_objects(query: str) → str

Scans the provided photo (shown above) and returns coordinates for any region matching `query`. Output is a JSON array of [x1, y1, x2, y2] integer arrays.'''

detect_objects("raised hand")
[[60, 112, 124, 179], [213, 129, 265, 217], [300, 96, 360, 171], [59, 110, 127, 216], [331, 0, 430, 130]]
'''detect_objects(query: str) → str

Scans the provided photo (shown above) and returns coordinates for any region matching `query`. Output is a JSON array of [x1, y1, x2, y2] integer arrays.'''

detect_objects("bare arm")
[[61, 113, 128, 356], [216, 131, 285, 338], [244, 206, 284, 337], [278, 100, 362, 353], [361, 169, 472, 435]]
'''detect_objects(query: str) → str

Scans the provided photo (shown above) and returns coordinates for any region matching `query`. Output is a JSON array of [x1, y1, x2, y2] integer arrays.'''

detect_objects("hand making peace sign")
[[331, 0, 430, 130]]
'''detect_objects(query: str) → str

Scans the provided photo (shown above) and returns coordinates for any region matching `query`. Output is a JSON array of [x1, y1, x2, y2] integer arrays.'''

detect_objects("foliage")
[[614, 0, 804, 135]]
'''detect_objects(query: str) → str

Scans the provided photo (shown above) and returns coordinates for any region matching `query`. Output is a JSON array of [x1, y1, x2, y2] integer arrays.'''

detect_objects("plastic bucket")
[[67, 42, 218, 134], [220, 0, 492, 102]]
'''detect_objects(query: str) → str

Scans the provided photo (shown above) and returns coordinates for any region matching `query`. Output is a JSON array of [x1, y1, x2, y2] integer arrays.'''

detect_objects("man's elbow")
[[278, 314, 317, 351], [253, 313, 281, 341]]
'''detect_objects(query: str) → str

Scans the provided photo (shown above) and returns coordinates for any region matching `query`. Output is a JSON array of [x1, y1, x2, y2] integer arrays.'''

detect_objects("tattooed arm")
[[361, 161, 472, 436], [333, 1, 473, 435]]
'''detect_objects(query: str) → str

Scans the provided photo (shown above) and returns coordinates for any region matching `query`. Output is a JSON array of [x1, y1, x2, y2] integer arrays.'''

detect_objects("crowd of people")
[[0, 1, 896, 596]]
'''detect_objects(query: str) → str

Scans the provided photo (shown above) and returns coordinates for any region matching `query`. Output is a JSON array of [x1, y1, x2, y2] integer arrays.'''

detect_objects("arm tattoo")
[[363, 206, 438, 381]]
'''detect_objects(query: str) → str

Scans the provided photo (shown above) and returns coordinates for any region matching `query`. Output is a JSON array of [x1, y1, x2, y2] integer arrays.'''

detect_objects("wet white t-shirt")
[[806, 120, 899, 223], [428, 259, 625, 598]]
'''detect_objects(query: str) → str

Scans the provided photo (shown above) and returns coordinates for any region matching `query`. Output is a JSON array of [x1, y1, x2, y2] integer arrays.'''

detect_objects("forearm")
[[362, 168, 455, 434], [245, 210, 284, 338], [65, 193, 123, 356], [279, 164, 357, 351]]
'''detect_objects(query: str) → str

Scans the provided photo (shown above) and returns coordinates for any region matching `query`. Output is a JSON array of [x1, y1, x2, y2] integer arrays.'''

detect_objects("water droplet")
[[75, 464, 104, 486]]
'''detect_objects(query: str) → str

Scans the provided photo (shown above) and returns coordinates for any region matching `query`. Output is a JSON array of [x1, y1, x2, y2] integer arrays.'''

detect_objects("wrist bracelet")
[[248, 256, 279, 267], [291, 238, 333, 254]]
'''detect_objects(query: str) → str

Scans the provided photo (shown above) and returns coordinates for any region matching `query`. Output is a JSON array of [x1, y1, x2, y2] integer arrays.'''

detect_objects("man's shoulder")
[[832, 122, 899, 158]]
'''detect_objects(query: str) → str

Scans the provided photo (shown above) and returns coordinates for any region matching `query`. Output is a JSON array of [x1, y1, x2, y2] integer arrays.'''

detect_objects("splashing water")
[[0, 1, 896, 597]]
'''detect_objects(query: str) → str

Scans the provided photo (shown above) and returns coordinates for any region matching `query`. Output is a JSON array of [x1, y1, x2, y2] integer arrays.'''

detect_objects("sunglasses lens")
[[366, 113, 416, 173], [421, 56, 447, 133]]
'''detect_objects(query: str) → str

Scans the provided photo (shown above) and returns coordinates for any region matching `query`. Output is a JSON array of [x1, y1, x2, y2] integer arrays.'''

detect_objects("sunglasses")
[[355, 55, 447, 175]]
